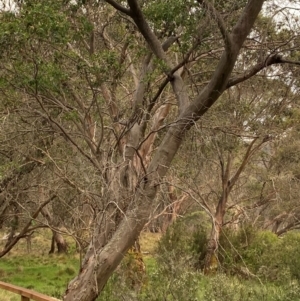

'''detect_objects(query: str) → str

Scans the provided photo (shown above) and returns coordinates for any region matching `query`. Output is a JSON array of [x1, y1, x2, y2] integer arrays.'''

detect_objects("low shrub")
[[219, 226, 300, 283], [156, 211, 209, 273]]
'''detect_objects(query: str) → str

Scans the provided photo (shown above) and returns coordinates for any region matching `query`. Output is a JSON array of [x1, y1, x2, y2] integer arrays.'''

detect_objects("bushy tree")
[[0, 1, 300, 300]]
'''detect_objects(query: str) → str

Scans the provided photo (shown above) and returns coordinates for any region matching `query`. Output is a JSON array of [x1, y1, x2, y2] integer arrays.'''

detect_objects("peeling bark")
[[63, 1, 266, 300]]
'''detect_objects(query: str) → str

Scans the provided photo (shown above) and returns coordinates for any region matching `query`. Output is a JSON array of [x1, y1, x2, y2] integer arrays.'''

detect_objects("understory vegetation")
[[101, 217, 300, 301], [1, 0, 300, 300], [1, 223, 300, 301]]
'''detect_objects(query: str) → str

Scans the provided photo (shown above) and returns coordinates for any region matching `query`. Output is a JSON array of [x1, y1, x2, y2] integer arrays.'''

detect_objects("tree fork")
[[64, 0, 266, 299]]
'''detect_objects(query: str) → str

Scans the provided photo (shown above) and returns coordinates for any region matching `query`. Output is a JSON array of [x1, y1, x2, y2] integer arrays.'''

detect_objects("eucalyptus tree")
[[261, 126, 300, 235], [0, 0, 300, 300], [175, 70, 300, 272]]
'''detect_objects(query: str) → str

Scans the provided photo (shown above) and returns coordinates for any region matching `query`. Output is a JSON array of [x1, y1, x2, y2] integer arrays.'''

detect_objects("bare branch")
[[197, 0, 233, 53], [232, 0, 266, 49], [127, 0, 168, 62], [279, 58, 300, 66], [144, 195, 187, 228], [226, 54, 296, 88], [228, 137, 258, 189], [105, 0, 131, 16], [126, 0, 190, 112], [0, 195, 56, 257], [223, 152, 232, 186], [276, 223, 300, 236], [181, 0, 265, 121]]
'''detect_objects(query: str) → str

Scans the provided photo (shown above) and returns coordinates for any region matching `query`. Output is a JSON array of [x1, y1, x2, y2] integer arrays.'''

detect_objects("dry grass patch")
[[0, 289, 19, 301], [140, 232, 161, 254]]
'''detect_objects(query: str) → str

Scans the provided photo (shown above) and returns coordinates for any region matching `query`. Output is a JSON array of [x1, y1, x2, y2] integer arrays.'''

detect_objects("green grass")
[[0, 254, 79, 298], [2, 230, 299, 301], [196, 275, 300, 301], [0, 231, 161, 299], [0, 229, 80, 299]]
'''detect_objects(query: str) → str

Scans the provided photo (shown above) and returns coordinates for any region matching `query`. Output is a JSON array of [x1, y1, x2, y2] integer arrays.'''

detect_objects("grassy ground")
[[0, 229, 79, 299], [0, 230, 161, 300], [0, 253, 79, 298], [2, 230, 299, 301]]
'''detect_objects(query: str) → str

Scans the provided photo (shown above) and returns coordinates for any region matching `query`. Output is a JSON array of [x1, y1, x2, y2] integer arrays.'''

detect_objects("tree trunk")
[[203, 137, 264, 272], [40, 193, 68, 254], [4, 209, 19, 250], [73, 203, 94, 253], [54, 232, 68, 253], [203, 192, 227, 274], [25, 232, 33, 253], [0, 196, 55, 258], [49, 231, 68, 254], [63, 1, 265, 299], [63, 126, 182, 301], [49, 234, 55, 254]]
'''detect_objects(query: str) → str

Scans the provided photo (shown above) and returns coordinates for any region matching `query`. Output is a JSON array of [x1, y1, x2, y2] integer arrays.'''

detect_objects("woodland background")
[[0, 0, 300, 300]]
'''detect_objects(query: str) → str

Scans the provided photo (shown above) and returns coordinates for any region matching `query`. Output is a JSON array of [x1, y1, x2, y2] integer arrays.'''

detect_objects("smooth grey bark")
[[63, 1, 266, 300]]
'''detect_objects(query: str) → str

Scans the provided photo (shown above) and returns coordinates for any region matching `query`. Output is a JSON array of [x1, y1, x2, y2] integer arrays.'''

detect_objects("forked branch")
[[197, 0, 233, 53], [105, 0, 131, 16]]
